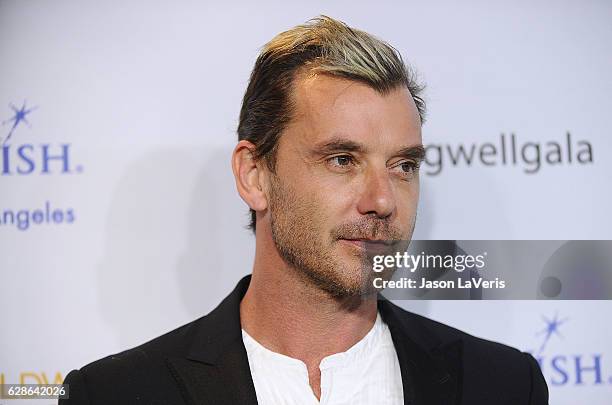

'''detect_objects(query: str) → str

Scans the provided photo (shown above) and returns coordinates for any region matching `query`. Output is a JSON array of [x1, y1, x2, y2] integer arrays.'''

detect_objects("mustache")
[[331, 216, 405, 241]]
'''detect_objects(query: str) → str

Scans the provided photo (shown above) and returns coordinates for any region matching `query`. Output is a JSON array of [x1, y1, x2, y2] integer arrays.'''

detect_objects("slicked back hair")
[[237, 15, 426, 232]]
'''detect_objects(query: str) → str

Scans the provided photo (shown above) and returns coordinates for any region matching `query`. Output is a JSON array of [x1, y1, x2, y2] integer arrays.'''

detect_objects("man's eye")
[[329, 155, 354, 167], [392, 160, 420, 178], [400, 161, 417, 172]]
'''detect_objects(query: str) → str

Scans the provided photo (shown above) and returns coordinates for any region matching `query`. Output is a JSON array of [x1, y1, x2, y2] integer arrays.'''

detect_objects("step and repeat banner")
[[1, 1, 611, 404]]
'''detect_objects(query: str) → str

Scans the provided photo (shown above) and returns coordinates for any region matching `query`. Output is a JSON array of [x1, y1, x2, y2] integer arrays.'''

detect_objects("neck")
[[239, 233, 378, 365]]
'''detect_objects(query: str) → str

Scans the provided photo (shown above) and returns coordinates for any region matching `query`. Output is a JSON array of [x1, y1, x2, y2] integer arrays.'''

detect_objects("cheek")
[[306, 187, 353, 224], [292, 185, 354, 242], [396, 181, 420, 221], [300, 171, 358, 207], [322, 184, 360, 221]]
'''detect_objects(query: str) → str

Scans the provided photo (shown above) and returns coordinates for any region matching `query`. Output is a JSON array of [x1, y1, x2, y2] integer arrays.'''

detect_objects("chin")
[[321, 265, 381, 298]]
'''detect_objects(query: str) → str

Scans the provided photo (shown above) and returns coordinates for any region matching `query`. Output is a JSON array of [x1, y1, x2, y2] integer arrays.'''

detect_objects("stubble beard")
[[267, 173, 413, 299]]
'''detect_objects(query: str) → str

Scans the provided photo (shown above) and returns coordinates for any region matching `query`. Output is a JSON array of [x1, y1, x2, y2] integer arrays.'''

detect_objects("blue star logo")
[[537, 312, 568, 353], [2, 101, 37, 145]]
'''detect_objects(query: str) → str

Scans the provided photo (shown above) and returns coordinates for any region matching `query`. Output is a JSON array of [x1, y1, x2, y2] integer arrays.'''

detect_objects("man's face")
[[267, 73, 423, 297]]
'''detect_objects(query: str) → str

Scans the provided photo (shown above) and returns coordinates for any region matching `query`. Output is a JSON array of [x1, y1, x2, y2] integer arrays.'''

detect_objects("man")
[[61, 16, 548, 405]]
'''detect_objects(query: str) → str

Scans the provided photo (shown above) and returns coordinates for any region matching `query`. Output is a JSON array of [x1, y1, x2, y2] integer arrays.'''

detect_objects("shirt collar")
[[241, 311, 386, 371]]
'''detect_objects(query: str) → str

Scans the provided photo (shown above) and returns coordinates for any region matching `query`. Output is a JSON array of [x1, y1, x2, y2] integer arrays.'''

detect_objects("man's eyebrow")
[[309, 138, 367, 156], [309, 137, 425, 161], [395, 145, 426, 161]]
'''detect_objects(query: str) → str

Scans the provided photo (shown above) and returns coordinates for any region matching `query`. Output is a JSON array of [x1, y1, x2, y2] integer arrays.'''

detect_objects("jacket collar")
[[168, 275, 461, 405], [378, 296, 461, 404]]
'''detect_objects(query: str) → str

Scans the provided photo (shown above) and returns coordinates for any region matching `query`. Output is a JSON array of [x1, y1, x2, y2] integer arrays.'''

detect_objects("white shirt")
[[241, 311, 404, 405]]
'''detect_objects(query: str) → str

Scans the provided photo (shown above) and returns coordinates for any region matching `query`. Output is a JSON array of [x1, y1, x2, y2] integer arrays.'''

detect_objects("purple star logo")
[[537, 312, 568, 353], [2, 101, 38, 145]]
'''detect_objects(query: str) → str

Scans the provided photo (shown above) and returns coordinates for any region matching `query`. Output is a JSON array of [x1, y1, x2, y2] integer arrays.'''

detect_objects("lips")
[[341, 238, 395, 246], [340, 238, 397, 254]]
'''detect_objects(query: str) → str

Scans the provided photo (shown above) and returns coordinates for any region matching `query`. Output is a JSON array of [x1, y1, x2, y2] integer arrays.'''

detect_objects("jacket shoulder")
[[83, 316, 197, 372], [388, 301, 529, 359], [61, 317, 204, 404], [384, 302, 548, 403]]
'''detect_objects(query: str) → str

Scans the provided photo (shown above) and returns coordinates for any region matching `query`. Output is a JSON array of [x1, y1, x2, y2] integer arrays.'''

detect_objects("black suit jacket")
[[60, 275, 548, 404]]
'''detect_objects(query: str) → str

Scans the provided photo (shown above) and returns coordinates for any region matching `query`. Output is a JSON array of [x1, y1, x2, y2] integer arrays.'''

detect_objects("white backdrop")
[[1, 1, 611, 404]]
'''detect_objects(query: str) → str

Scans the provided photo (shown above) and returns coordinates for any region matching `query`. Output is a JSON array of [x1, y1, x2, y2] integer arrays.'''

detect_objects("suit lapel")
[[165, 275, 462, 405], [379, 299, 462, 405], [167, 276, 258, 405], [166, 341, 258, 405]]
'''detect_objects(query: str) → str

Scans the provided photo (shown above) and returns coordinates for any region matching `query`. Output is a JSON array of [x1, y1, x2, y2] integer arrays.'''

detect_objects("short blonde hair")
[[238, 15, 425, 231]]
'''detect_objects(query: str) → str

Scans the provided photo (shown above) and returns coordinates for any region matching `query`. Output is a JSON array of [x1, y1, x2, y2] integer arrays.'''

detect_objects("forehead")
[[285, 73, 422, 150]]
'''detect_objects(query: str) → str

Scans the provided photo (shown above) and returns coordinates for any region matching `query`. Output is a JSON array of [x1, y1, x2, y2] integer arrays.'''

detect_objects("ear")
[[231, 140, 269, 212]]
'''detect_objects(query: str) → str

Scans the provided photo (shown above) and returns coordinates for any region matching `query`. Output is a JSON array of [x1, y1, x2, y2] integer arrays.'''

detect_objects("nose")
[[356, 166, 396, 219]]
